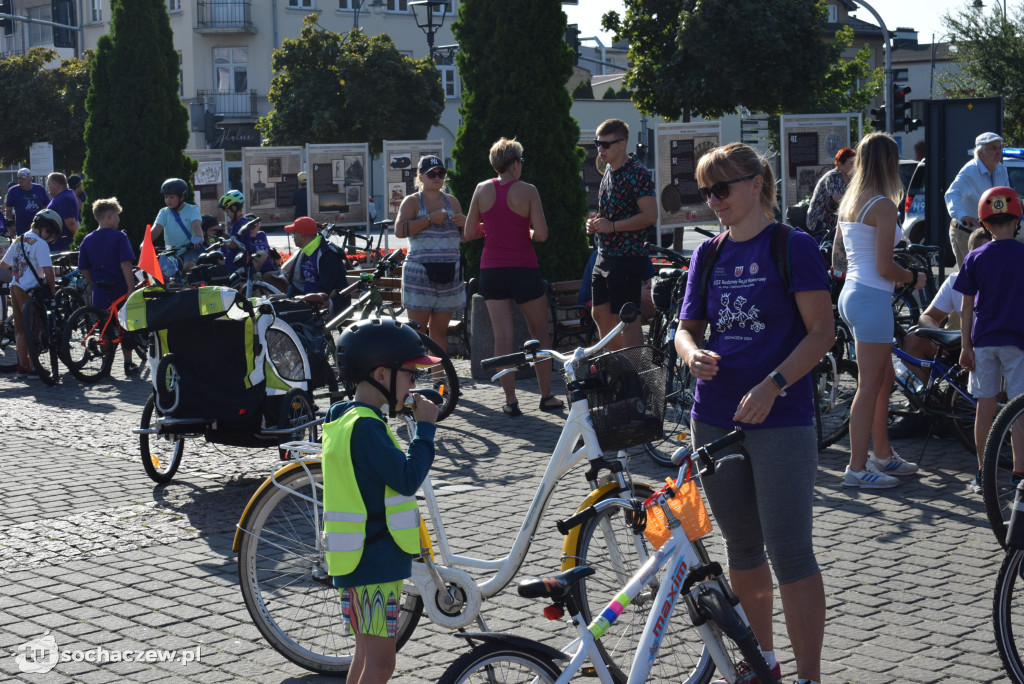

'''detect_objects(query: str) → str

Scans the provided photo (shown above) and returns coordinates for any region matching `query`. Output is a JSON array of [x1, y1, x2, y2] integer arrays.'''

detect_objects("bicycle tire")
[[983, 393, 1024, 547], [0, 312, 17, 372], [61, 305, 116, 383], [642, 346, 695, 468], [438, 641, 562, 684], [994, 547, 1024, 683], [140, 394, 186, 484], [566, 485, 715, 684], [812, 357, 857, 450], [154, 354, 181, 414], [694, 584, 777, 683], [418, 332, 459, 421], [23, 297, 58, 385], [277, 388, 318, 459], [237, 461, 423, 675], [891, 289, 920, 346], [947, 367, 977, 454]]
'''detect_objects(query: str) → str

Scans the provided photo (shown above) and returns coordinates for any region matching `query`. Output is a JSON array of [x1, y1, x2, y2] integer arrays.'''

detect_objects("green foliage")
[[0, 48, 91, 171], [603, 0, 834, 120], [259, 16, 444, 155], [82, 0, 195, 244], [572, 78, 594, 99], [617, 86, 631, 99], [602, 86, 618, 100], [941, 4, 1024, 145], [451, 0, 589, 282]]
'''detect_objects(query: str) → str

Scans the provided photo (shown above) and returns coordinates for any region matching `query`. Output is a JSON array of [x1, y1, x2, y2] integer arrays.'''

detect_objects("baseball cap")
[[418, 156, 444, 174], [284, 216, 318, 236], [976, 132, 1003, 147], [297, 171, 307, 183], [17, 168, 31, 178], [404, 352, 444, 367]]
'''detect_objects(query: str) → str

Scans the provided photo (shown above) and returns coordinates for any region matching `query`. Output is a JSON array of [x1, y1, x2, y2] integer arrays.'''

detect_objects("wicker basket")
[[571, 345, 666, 452]]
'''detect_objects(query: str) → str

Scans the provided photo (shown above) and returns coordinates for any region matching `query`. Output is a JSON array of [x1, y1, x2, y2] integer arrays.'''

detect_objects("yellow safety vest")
[[322, 405, 421, 576]]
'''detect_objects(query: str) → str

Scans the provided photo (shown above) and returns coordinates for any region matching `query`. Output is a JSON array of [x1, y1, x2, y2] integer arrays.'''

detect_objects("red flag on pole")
[[138, 223, 164, 284]]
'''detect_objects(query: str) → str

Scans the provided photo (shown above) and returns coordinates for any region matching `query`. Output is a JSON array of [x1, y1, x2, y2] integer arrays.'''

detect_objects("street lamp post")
[[352, 0, 386, 30], [849, 0, 893, 132], [409, 0, 449, 60]]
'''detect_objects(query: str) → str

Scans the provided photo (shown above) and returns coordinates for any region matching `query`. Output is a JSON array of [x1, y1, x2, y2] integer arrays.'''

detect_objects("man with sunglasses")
[[586, 118, 658, 348]]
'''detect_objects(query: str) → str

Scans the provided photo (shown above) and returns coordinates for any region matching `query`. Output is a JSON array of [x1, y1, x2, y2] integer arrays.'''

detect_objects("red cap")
[[284, 216, 318, 235], [405, 354, 443, 367]]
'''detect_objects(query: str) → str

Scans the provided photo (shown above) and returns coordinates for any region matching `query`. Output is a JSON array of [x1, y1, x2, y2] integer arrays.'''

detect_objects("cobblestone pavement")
[[0, 351, 1011, 683]]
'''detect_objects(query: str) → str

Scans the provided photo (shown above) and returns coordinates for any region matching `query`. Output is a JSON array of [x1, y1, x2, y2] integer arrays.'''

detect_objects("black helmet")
[[160, 178, 188, 196], [201, 214, 220, 231], [336, 319, 436, 383]]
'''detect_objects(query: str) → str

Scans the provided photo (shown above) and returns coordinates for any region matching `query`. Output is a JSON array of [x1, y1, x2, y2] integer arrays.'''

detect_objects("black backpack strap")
[[696, 231, 730, 299], [770, 222, 795, 293]]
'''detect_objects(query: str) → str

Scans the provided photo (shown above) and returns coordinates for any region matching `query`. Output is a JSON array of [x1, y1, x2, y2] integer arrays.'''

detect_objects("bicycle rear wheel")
[[983, 393, 1024, 547], [418, 332, 459, 421], [438, 642, 562, 684], [237, 461, 422, 675], [812, 356, 857, 450], [23, 298, 58, 385], [140, 395, 187, 483], [61, 306, 116, 383], [642, 347, 694, 468], [995, 547, 1024, 683], [565, 486, 715, 684]]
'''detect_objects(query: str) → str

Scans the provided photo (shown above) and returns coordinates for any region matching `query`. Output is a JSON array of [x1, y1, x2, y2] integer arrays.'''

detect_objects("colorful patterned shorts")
[[339, 580, 403, 638]]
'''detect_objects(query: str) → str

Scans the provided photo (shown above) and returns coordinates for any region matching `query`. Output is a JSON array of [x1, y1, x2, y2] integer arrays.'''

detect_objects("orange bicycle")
[[60, 282, 149, 383]]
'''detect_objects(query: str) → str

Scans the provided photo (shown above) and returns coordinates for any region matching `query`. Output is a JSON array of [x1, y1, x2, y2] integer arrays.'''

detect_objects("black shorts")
[[591, 254, 647, 314], [478, 267, 546, 304]]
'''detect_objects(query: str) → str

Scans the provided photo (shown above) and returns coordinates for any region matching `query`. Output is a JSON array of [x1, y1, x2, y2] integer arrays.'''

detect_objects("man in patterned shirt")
[[586, 118, 658, 348]]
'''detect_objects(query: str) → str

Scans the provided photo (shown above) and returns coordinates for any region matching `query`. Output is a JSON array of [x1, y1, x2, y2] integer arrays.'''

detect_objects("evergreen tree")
[[451, 0, 589, 281], [81, 0, 195, 243], [571, 79, 594, 100], [602, 86, 618, 100]]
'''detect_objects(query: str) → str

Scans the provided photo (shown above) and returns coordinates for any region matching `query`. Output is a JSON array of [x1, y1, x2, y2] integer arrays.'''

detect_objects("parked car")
[[901, 148, 1024, 243]]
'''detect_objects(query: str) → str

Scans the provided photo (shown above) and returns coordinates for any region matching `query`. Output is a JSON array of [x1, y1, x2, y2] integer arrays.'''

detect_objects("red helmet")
[[979, 186, 1023, 222]]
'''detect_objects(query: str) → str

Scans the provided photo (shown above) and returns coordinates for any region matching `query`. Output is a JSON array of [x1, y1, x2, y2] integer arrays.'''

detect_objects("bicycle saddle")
[[909, 326, 961, 349], [517, 566, 595, 601]]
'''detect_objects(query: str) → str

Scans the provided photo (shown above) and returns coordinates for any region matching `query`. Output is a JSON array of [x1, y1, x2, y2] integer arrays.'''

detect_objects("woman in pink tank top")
[[464, 137, 564, 416]]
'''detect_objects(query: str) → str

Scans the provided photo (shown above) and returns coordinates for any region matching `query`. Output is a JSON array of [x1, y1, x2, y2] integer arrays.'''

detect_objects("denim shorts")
[[837, 279, 895, 344]]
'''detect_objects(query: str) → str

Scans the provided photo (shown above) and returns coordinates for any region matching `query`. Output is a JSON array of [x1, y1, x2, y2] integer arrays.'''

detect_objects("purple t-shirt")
[[679, 225, 829, 430], [953, 239, 1024, 349], [46, 189, 81, 253], [78, 228, 136, 310], [5, 183, 49, 236]]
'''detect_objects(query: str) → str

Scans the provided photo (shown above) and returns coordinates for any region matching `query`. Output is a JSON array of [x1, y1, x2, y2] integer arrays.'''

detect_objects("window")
[[338, 0, 352, 8], [178, 51, 184, 97], [168, 0, 182, 11], [387, 0, 408, 11], [214, 47, 248, 93], [90, 0, 103, 22], [438, 65, 459, 99], [289, 0, 314, 8], [827, 4, 837, 23], [27, 6, 53, 47]]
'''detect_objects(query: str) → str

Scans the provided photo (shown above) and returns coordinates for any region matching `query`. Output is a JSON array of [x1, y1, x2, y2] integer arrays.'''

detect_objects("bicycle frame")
[[891, 343, 975, 412]]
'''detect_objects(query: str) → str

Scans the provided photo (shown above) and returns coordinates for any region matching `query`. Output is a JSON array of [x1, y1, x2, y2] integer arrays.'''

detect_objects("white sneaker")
[[868, 450, 919, 476], [843, 463, 900, 488]]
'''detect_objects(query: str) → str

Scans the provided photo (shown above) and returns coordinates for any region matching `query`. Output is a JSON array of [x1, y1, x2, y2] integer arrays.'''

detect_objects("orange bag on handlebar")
[[642, 476, 712, 548]]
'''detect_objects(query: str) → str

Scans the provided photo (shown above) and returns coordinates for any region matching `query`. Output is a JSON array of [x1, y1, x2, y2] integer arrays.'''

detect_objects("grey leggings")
[[691, 421, 820, 585]]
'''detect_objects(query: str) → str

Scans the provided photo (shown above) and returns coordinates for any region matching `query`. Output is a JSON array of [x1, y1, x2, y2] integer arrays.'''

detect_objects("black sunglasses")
[[396, 368, 422, 381], [425, 168, 447, 179], [697, 174, 756, 202], [593, 138, 624, 150]]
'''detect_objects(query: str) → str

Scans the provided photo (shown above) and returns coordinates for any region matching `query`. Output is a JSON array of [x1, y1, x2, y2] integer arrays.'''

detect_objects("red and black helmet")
[[979, 186, 1023, 223]]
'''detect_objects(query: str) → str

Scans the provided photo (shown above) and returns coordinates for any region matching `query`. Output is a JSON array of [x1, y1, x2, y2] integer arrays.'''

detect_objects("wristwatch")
[[768, 371, 788, 397]]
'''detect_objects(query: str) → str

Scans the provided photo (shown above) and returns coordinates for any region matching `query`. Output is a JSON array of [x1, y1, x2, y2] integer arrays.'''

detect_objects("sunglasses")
[[425, 168, 447, 179], [593, 138, 624, 150], [697, 174, 756, 202], [396, 368, 422, 382]]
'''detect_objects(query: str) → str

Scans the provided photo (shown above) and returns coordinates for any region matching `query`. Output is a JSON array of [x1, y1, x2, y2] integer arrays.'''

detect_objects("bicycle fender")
[[451, 632, 568, 663], [232, 459, 322, 552], [559, 481, 651, 571]]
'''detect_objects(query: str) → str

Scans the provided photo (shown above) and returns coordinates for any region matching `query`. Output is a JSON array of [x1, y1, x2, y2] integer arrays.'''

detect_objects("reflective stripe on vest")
[[322, 406, 421, 576]]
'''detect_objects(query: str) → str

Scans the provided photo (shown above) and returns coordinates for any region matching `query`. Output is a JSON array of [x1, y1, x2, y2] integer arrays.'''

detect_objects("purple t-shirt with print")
[[679, 225, 829, 430], [953, 239, 1024, 350]]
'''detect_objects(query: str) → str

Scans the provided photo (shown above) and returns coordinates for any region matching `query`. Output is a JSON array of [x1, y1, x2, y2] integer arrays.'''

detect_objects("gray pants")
[[692, 421, 820, 585]]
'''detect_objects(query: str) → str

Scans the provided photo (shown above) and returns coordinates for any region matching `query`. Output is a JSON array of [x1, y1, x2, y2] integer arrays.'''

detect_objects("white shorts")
[[969, 346, 1024, 399]]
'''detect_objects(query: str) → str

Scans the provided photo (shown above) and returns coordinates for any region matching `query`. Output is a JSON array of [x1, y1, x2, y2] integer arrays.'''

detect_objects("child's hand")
[[412, 393, 439, 424], [960, 347, 975, 372]]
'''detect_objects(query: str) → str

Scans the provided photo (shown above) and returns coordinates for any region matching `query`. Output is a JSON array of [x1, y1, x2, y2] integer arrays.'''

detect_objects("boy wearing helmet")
[[322, 319, 440, 683], [150, 178, 204, 270], [0, 209, 60, 378], [219, 191, 273, 276], [955, 186, 1024, 492]]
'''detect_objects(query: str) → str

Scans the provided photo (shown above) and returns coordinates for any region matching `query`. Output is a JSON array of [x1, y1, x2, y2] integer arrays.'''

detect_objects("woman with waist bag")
[[464, 137, 564, 416], [395, 156, 468, 372]]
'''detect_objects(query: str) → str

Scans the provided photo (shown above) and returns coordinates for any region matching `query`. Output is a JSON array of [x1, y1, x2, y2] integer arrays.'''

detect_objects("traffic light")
[[892, 85, 911, 132], [869, 104, 886, 131], [565, 24, 581, 65], [0, 0, 12, 34]]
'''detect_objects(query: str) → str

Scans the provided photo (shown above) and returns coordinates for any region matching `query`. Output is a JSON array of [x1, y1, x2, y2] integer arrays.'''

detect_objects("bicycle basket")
[[572, 345, 666, 452], [642, 476, 713, 548]]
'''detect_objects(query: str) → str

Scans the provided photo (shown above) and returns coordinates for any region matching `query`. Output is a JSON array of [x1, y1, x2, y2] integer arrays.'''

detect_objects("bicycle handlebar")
[[693, 226, 719, 239], [671, 427, 745, 467], [323, 223, 374, 249], [644, 242, 688, 267]]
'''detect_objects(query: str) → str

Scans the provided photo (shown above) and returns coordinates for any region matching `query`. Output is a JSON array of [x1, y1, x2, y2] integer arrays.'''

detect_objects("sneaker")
[[971, 471, 983, 494], [123, 360, 141, 376], [712, 661, 782, 683], [14, 366, 27, 378], [843, 463, 900, 488], [868, 450, 919, 476], [24, 368, 40, 380]]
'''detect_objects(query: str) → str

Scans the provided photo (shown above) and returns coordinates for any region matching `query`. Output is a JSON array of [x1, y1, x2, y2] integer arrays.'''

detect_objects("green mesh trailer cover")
[[119, 286, 241, 333]]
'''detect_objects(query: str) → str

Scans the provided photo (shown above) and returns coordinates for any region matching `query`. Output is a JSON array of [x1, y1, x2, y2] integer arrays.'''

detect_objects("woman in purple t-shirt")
[[676, 143, 833, 684]]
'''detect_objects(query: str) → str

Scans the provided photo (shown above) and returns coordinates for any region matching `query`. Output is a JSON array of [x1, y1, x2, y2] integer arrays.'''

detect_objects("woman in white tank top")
[[834, 132, 927, 489]]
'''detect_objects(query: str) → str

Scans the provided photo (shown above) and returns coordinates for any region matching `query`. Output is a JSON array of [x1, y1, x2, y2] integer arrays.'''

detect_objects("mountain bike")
[[992, 478, 1024, 682], [982, 393, 1024, 547], [439, 429, 779, 684], [233, 305, 683, 679], [21, 284, 84, 385]]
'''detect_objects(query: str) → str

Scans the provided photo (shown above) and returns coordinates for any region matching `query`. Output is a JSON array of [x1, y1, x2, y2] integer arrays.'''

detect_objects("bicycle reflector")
[[543, 604, 564, 620]]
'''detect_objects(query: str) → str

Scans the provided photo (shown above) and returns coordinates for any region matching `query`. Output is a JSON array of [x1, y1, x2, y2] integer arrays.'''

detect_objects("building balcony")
[[197, 89, 261, 119], [196, 0, 257, 33]]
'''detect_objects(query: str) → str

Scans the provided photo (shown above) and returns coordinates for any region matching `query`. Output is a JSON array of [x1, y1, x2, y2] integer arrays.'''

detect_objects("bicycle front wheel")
[[947, 367, 977, 454], [418, 332, 459, 421], [566, 485, 715, 684], [61, 306, 116, 383], [694, 583, 775, 683], [813, 357, 857, 450], [983, 393, 1024, 547], [995, 548, 1024, 683], [23, 298, 58, 385], [438, 641, 562, 684], [238, 461, 422, 675]]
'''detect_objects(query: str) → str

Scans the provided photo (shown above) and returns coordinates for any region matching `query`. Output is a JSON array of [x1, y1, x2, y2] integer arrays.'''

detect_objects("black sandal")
[[502, 401, 523, 417], [539, 395, 565, 412]]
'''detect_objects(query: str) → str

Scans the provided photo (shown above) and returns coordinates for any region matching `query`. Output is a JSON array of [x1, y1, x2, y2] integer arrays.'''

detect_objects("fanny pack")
[[422, 261, 457, 284]]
